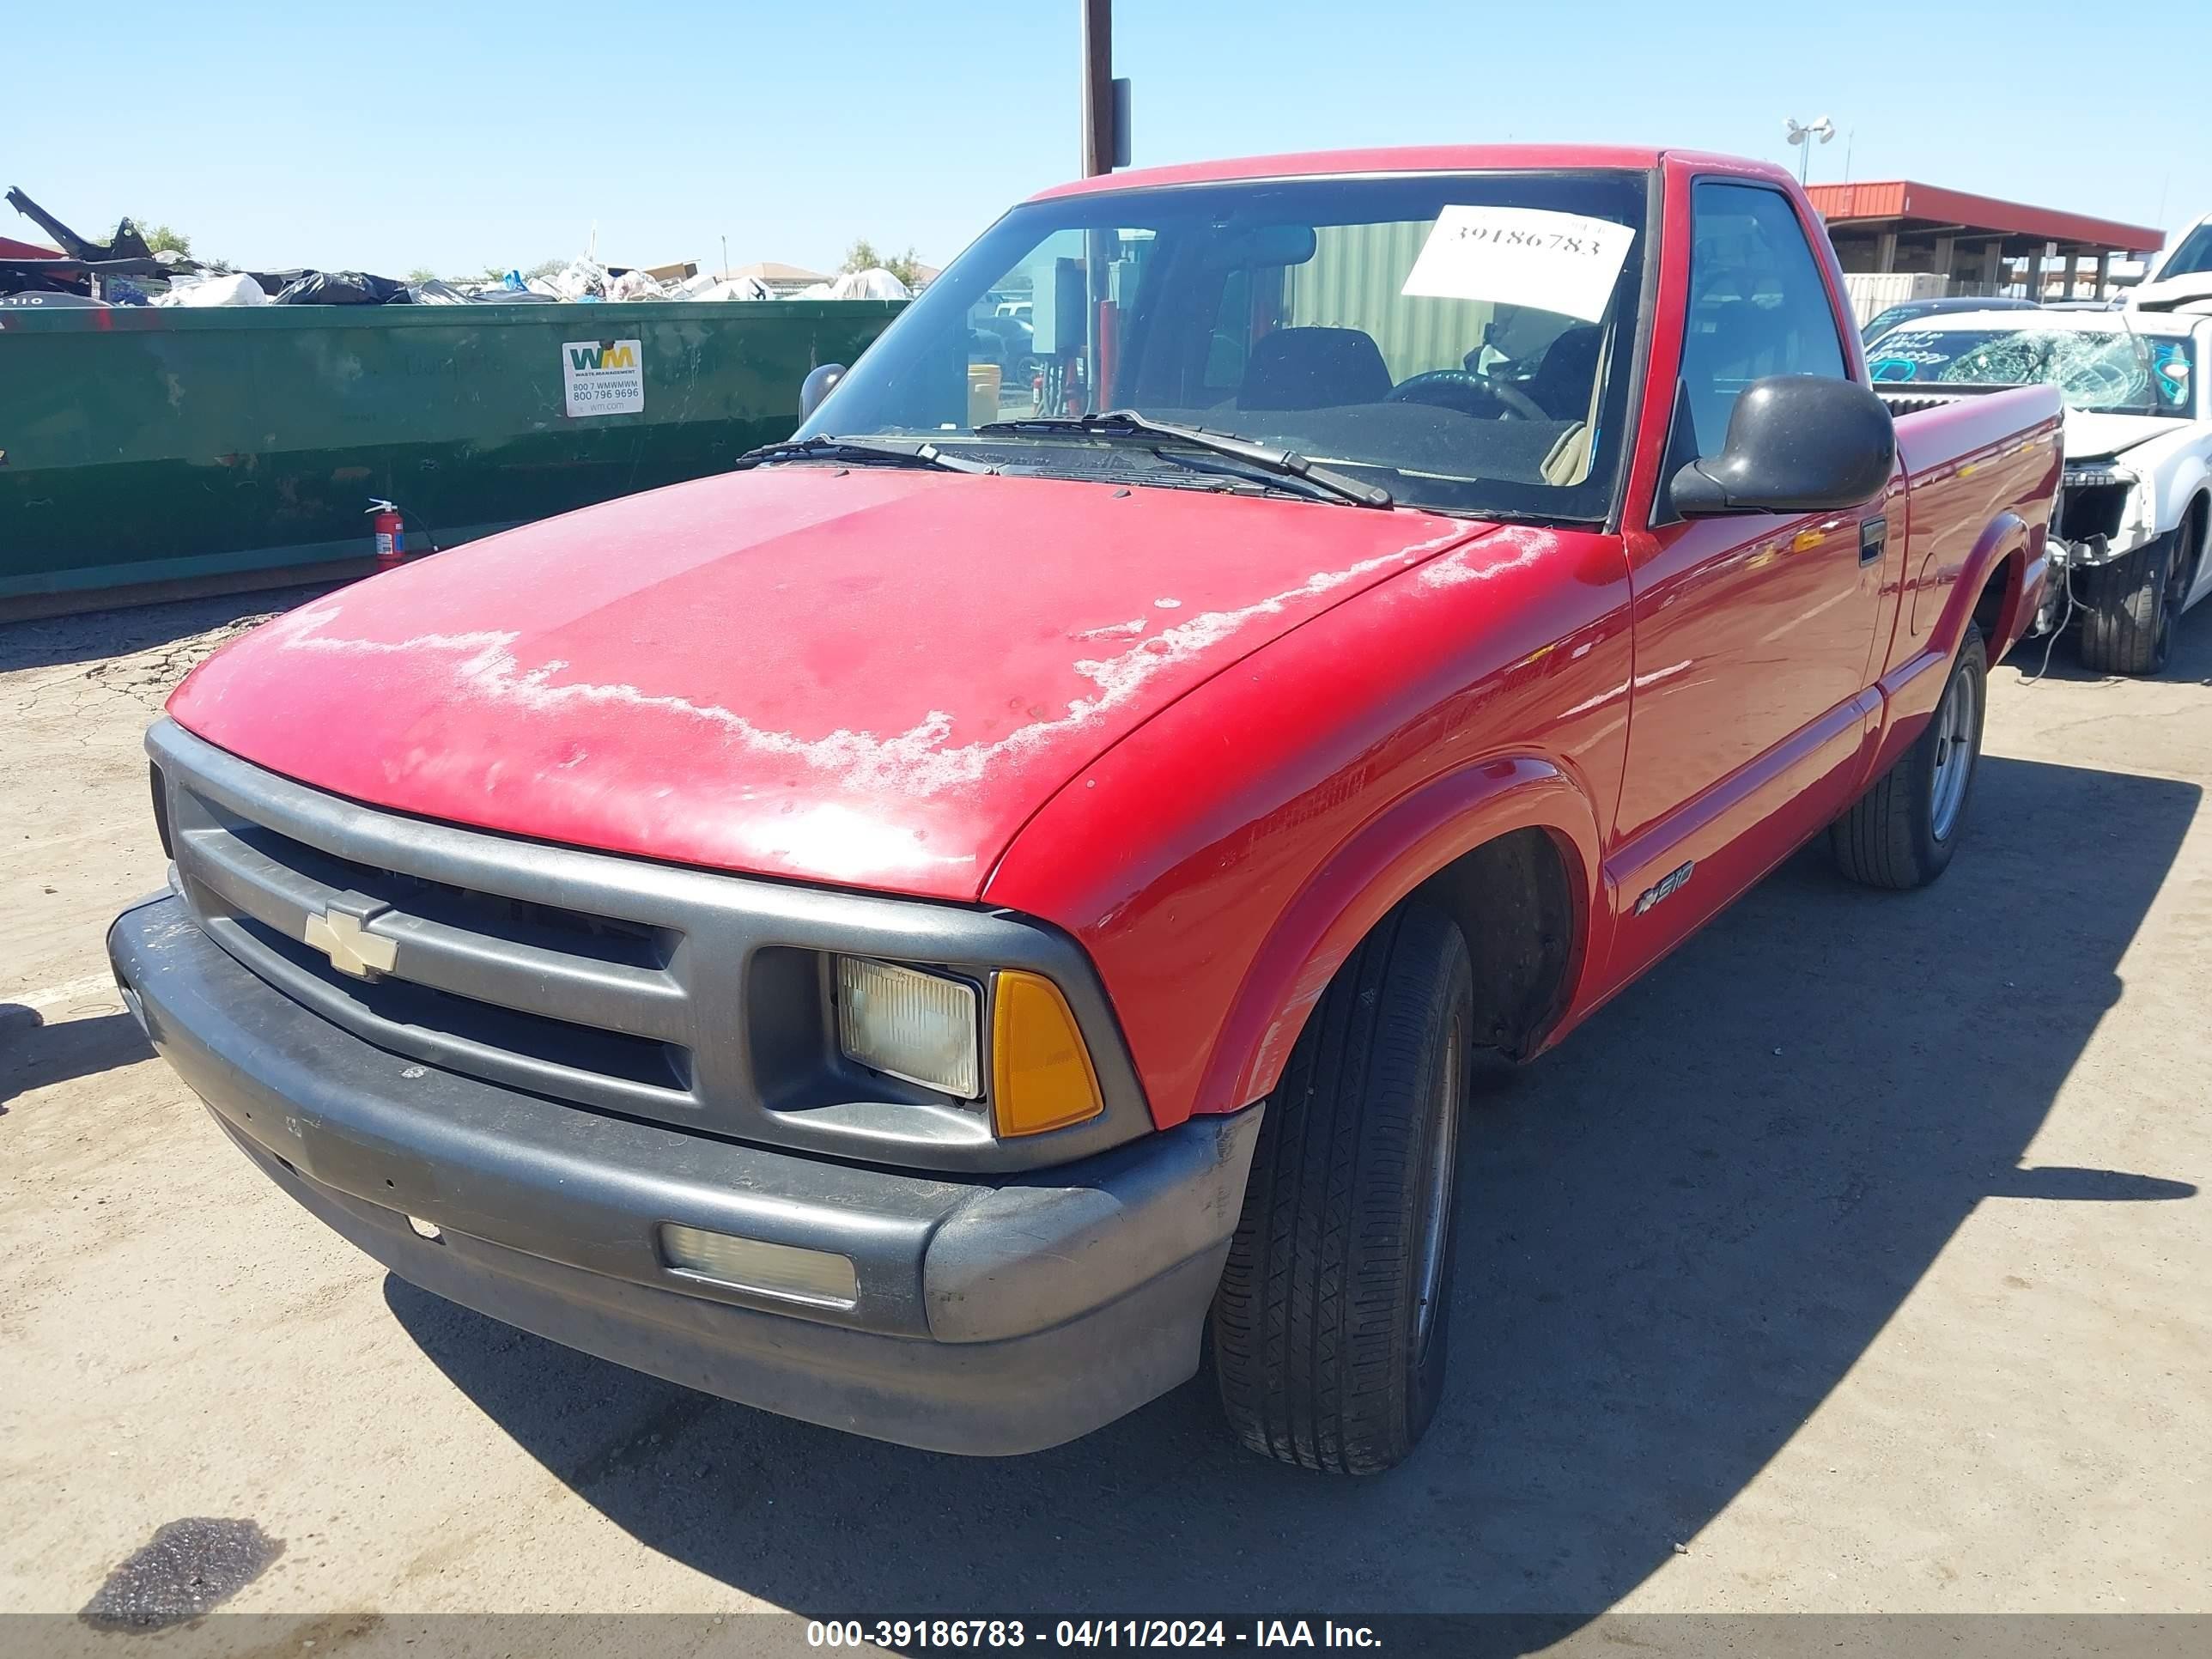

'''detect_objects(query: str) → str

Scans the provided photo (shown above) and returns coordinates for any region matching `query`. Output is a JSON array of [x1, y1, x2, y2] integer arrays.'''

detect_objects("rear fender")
[[1191, 757, 1601, 1116], [1911, 510, 2029, 647], [1876, 513, 2031, 781]]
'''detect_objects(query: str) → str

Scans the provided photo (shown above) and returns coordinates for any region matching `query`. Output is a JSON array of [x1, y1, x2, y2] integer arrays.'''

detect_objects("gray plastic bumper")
[[109, 894, 1261, 1455]]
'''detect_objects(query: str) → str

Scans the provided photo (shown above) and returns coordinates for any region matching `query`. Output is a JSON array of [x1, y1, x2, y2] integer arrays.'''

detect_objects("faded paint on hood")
[[168, 465, 1486, 899]]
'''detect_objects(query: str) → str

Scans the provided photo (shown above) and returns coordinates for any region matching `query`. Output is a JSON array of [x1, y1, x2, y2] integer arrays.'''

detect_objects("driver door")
[[1607, 179, 1893, 980]]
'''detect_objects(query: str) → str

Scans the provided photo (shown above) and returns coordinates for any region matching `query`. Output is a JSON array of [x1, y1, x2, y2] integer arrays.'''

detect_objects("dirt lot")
[[3, 587, 2208, 1632]]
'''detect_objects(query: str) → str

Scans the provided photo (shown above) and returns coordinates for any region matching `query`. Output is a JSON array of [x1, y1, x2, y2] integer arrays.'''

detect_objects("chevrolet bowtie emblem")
[[304, 907, 398, 978]]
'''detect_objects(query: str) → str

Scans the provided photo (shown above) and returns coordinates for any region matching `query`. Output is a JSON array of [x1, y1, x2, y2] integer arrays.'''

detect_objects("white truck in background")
[[2130, 212, 2212, 311], [1868, 306, 2212, 674]]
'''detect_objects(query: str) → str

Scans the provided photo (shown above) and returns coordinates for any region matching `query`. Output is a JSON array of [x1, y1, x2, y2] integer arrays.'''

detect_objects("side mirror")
[[799, 362, 847, 424], [1670, 375, 1895, 517]]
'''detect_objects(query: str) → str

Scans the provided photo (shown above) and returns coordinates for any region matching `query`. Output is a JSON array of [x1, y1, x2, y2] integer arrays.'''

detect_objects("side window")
[[1680, 182, 1850, 454]]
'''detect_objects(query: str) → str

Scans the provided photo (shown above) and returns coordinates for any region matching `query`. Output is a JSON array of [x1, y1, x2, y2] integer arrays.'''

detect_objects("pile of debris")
[[2, 187, 915, 310]]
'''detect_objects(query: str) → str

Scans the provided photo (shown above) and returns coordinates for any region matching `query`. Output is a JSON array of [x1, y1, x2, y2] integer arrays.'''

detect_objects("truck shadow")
[[386, 751, 2198, 1623], [0, 1005, 152, 1112]]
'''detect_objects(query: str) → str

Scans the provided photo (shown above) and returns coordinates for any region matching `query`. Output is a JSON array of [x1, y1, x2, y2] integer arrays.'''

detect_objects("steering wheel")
[[1385, 368, 1547, 422]]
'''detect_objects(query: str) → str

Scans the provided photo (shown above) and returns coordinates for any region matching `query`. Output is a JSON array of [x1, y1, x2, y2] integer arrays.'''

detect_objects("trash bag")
[[687, 277, 772, 301], [154, 271, 270, 307], [404, 279, 475, 305], [827, 267, 911, 300], [550, 258, 611, 301], [605, 269, 666, 301], [271, 270, 411, 306]]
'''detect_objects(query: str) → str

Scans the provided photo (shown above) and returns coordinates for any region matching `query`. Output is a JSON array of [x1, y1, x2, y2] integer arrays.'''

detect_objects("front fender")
[[2148, 459, 2209, 543], [1193, 757, 1601, 1117], [984, 520, 1637, 1132]]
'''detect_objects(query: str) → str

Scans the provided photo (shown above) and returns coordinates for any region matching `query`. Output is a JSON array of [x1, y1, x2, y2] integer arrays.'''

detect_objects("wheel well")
[[1408, 826, 1577, 1060], [1972, 555, 2015, 643], [2185, 492, 2209, 589]]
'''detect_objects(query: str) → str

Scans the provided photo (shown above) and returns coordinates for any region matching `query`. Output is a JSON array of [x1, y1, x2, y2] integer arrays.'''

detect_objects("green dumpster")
[[0, 298, 904, 614]]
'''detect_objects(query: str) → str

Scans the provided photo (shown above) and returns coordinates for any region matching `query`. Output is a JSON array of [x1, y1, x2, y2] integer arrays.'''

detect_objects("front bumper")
[[110, 894, 1261, 1455]]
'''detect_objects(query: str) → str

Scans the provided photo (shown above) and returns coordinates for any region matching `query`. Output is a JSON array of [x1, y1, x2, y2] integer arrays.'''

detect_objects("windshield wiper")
[[974, 410, 1394, 508], [733, 434, 995, 475]]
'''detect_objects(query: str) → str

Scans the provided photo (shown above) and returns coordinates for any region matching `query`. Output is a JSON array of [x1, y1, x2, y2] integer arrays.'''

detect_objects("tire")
[[1830, 629, 1987, 890], [2077, 524, 2192, 676], [1210, 902, 1473, 1474]]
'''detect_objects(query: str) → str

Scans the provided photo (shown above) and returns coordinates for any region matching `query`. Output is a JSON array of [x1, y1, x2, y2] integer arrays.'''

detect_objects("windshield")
[[796, 170, 1652, 520], [1866, 325, 2191, 416], [1861, 305, 1921, 343]]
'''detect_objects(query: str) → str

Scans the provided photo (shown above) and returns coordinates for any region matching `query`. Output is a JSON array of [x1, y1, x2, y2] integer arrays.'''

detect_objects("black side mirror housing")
[[1670, 374, 1895, 517], [799, 362, 847, 425]]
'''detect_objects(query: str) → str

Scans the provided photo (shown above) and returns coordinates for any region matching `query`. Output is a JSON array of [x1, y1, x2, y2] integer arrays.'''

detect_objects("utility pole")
[[1081, 0, 1114, 177]]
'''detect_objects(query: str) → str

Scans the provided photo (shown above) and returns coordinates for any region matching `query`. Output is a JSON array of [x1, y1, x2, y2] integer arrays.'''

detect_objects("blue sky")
[[9, 1, 2207, 276]]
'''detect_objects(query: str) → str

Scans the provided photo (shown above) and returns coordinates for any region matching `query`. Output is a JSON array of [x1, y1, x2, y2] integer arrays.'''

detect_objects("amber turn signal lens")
[[992, 969, 1104, 1137]]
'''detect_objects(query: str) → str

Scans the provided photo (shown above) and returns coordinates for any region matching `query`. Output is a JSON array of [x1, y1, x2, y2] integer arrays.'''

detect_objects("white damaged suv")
[[1867, 307, 2212, 674]]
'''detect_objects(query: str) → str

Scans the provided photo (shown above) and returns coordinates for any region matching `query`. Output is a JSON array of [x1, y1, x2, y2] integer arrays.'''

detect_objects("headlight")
[[836, 956, 981, 1098]]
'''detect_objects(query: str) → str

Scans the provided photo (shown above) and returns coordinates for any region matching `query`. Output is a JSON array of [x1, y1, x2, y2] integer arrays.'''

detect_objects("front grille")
[[162, 737, 704, 1121], [228, 913, 690, 1093], [145, 718, 1153, 1173], [224, 817, 675, 970]]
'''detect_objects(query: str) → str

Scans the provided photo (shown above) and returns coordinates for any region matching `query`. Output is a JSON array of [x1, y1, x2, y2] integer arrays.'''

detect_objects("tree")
[[405, 267, 437, 285], [842, 238, 925, 288], [135, 222, 191, 258], [477, 258, 564, 284]]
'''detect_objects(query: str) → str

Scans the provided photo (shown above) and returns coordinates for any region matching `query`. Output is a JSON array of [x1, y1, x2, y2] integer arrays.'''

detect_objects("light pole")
[[1785, 115, 1836, 185]]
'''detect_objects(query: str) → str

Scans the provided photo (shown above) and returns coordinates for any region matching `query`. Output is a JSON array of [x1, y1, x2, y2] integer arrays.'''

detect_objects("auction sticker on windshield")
[[1401, 206, 1636, 323], [562, 338, 646, 416]]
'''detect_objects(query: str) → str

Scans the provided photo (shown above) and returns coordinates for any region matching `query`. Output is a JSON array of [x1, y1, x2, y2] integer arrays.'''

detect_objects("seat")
[[1681, 287, 1778, 452], [1524, 324, 1603, 420], [1238, 326, 1394, 411]]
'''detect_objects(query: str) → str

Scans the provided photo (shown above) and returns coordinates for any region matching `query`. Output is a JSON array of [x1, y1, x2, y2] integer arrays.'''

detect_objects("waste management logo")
[[562, 338, 645, 416]]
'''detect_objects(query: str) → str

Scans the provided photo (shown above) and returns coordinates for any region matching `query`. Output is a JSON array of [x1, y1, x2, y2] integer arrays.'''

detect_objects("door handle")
[[1859, 515, 1888, 565]]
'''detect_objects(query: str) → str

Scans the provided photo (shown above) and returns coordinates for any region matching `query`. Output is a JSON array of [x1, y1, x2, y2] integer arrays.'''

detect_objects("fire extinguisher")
[[368, 499, 405, 571]]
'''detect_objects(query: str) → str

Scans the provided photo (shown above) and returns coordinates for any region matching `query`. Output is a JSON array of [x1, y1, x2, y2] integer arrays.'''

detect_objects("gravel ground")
[[2, 588, 2207, 1639]]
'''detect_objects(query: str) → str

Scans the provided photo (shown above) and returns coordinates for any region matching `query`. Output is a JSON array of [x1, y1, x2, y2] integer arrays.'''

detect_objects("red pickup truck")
[[111, 145, 2060, 1474]]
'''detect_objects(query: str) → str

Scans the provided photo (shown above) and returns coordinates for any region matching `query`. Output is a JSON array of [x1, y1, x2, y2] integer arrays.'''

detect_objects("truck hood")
[[2063, 409, 2190, 460], [168, 466, 1485, 899]]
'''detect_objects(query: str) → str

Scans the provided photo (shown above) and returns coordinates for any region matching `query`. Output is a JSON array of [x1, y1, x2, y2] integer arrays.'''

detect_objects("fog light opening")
[[659, 1223, 860, 1310]]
